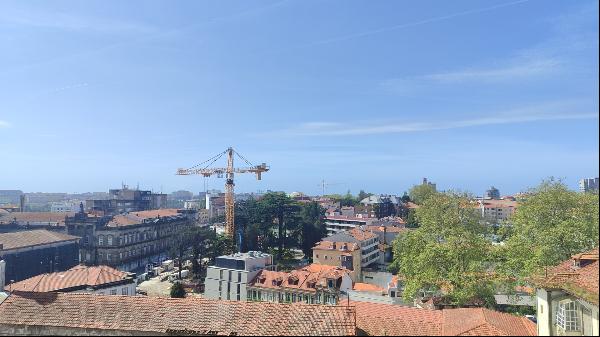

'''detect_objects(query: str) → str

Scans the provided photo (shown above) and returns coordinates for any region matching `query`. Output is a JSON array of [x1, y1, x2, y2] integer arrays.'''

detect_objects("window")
[[557, 300, 580, 331], [122, 287, 128, 295], [98, 235, 105, 246], [238, 272, 242, 283], [110, 289, 117, 295], [107, 235, 113, 246]]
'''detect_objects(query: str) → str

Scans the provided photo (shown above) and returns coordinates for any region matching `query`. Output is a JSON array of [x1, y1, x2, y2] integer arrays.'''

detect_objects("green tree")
[[170, 282, 186, 298], [498, 179, 599, 280], [405, 208, 420, 228], [299, 201, 327, 259], [390, 192, 495, 307], [357, 190, 372, 202], [257, 192, 300, 263], [340, 190, 357, 207], [409, 184, 438, 205]]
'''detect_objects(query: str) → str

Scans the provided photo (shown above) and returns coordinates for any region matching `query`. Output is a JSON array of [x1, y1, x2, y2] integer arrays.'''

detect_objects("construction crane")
[[177, 147, 269, 241]]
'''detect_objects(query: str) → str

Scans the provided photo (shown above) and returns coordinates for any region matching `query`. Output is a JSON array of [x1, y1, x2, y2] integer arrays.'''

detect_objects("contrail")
[[257, 0, 532, 55]]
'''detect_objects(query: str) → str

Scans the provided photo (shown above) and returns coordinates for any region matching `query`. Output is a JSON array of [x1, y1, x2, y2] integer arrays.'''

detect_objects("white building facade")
[[204, 251, 273, 301]]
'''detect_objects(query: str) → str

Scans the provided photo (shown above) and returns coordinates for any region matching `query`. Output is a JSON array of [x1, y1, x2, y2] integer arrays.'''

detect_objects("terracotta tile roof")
[[0, 230, 79, 251], [322, 228, 377, 246], [0, 292, 356, 336], [405, 202, 420, 209], [353, 301, 442, 336], [0, 212, 73, 227], [480, 199, 518, 208], [365, 225, 408, 233], [352, 283, 384, 293], [535, 247, 599, 305], [348, 228, 377, 241], [107, 209, 183, 227], [313, 240, 360, 252], [6, 265, 133, 292], [352, 301, 536, 336], [441, 308, 536, 336], [250, 264, 351, 293]]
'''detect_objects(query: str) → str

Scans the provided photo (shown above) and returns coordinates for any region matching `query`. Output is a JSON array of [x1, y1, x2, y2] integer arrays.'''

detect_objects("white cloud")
[[422, 58, 561, 83], [269, 103, 599, 137]]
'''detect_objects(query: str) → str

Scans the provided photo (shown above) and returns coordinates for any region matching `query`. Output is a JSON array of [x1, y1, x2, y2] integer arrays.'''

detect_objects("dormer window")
[[327, 279, 334, 288], [288, 276, 299, 286]]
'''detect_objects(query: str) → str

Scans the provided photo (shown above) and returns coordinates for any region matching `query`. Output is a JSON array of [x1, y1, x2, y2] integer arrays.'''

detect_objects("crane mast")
[[225, 148, 235, 237], [176, 147, 269, 243]]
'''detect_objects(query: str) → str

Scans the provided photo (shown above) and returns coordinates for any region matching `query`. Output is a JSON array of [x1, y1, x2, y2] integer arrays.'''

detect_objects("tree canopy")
[[497, 179, 599, 280], [234, 192, 327, 266], [390, 191, 495, 307], [170, 282, 186, 298], [408, 184, 438, 205]]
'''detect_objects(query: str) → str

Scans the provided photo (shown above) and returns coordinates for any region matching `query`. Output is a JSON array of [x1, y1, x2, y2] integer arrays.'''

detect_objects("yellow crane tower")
[[176, 147, 269, 241]]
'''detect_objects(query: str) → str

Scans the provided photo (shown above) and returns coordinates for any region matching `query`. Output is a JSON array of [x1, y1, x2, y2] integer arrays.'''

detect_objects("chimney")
[[0, 259, 5, 292]]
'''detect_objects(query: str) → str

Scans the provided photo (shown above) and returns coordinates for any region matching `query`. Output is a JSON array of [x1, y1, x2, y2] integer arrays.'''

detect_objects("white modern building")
[[324, 216, 376, 236], [50, 201, 81, 213], [579, 177, 599, 193], [0, 260, 5, 291], [204, 251, 274, 301], [478, 198, 518, 223]]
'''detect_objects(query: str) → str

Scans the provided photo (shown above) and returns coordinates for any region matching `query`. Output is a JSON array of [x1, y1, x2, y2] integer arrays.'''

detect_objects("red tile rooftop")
[[0, 292, 356, 336], [535, 247, 599, 305], [7, 265, 133, 293], [107, 209, 184, 227], [352, 283, 384, 293], [352, 301, 536, 336], [250, 264, 351, 293]]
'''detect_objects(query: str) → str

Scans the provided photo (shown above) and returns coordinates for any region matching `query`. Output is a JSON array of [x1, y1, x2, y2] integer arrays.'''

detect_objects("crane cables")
[[185, 149, 228, 171], [233, 149, 255, 167]]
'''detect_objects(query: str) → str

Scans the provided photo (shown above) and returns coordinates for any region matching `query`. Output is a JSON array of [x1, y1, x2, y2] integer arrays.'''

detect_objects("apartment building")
[[312, 228, 380, 281], [359, 195, 400, 219], [247, 264, 352, 305], [535, 248, 599, 336], [66, 208, 195, 272], [579, 177, 599, 193], [204, 251, 274, 301], [86, 186, 167, 216], [324, 216, 376, 235], [478, 198, 518, 223]]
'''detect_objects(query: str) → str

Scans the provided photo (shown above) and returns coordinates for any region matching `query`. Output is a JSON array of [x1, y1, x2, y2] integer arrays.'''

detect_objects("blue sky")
[[0, 0, 598, 196]]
